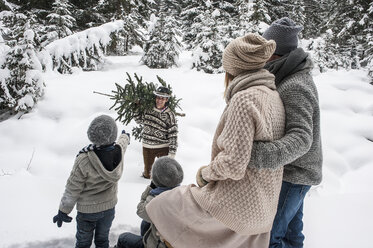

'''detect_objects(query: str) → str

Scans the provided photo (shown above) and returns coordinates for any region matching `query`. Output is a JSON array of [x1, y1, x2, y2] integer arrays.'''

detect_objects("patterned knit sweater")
[[59, 133, 129, 214], [135, 107, 178, 154], [191, 69, 286, 235]]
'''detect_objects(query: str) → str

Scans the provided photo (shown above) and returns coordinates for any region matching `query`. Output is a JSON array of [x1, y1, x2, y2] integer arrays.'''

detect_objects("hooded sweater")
[[249, 48, 323, 186], [191, 69, 286, 235], [59, 133, 129, 214]]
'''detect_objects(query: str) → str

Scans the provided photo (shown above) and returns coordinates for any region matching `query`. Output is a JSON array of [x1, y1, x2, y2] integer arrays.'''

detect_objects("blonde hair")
[[224, 72, 235, 97]]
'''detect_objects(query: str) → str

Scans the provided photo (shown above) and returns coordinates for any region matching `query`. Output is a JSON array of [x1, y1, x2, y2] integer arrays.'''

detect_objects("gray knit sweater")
[[249, 48, 323, 186], [59, 133, 129, 214]]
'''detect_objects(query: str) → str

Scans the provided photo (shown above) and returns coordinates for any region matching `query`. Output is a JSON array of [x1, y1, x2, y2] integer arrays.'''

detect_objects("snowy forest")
[[0, 0, 372, 116]]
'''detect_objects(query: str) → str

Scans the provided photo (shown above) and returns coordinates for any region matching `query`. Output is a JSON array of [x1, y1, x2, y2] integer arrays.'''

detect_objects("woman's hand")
[[196, 166, 209, 188]]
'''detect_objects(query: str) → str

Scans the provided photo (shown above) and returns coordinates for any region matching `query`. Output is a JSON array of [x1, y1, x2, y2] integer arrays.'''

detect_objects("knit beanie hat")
[[152, 157, 184, 188], [222, 33, 276, 76], [87, 115, 118, 146], [262, 17, 303, 56]]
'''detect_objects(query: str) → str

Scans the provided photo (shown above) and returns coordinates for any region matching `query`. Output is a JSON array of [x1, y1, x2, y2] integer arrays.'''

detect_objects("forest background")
[[0, 0, 372, 117]]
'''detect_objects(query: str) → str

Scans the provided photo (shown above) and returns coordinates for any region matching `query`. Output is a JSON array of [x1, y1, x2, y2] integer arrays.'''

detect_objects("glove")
[[122, 130, 130, 144], [168, 153, 175, 159], [196, 166, 209, 188], [53, 210, 72, 228]]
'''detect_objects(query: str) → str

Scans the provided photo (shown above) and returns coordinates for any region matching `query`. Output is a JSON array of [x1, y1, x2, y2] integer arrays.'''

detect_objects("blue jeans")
[[117, 232, 144, 248], [75, 208, 115, 248], [270, 181, 311, 248]]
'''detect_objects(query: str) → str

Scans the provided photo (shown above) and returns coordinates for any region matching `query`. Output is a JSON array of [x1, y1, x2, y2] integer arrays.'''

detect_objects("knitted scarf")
[[150, 185, 179, 196], [225, 69, 276, 103], [77, 143, 116, 157], [264, 47, 311, 85]]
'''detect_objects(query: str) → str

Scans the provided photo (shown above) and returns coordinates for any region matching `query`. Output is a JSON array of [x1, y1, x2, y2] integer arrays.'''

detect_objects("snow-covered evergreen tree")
[[249, 0, 271, 32], [365, 2, 373, 80], [140, 0, 181, 68], [41, 0, 76, 46], [180, 0, 207, 50], [235, 0, 253, 36], [302, 0, 328, 39], [192, 7, 224, 74], [1, 27, 44, 114], [321, 0, 371, 70]]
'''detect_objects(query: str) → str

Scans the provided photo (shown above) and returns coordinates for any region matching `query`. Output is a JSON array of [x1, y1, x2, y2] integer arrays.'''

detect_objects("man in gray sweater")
[[248, 18, 323, 248]]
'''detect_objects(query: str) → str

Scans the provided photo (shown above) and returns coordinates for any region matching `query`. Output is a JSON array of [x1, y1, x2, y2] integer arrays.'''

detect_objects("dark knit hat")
[[151, 157, 183, 188], [153, 86, 171, 98], [222, 33, 276, 76], [263, 17, 303, 56], [87, 115, 118, 146]]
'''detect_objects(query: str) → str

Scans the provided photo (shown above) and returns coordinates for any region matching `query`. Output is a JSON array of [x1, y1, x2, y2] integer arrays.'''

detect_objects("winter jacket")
[[191, 69, 286, 235], [59, 133, 129, 214], [137, 186, 169, 248], [135, 107, 178, 155], [249, 48, 323, 186]]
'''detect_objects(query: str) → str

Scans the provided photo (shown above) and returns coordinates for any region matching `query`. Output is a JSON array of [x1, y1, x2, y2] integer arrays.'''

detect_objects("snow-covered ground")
[[1, 52, 373, 248]]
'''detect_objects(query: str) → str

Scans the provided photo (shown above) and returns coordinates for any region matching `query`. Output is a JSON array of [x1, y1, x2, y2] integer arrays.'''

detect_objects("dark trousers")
[[270, 181, 311, 248], [75, 208, 115, 248], [142, 146, 169, 178], [117, 232, 144, 248]]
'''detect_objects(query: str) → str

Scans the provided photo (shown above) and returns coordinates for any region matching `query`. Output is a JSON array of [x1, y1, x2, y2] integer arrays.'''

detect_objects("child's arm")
[[136, 185, 155, 222], [117, 131, 130, 156], [58, 155, 88, 214]]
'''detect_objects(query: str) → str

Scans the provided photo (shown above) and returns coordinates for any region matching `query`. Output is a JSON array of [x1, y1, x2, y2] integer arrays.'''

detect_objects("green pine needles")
[[105, 72, 183, 141]]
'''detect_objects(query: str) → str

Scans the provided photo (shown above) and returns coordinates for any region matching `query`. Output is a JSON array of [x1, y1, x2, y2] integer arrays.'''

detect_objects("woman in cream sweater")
[[145, 33, 286, 248]]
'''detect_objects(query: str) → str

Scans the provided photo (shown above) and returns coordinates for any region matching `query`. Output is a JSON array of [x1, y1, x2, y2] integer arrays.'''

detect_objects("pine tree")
[[236, 0, 253, 36], [302, 0, 328, 39], [250, 0, 271, 31], [180, 0, 207, 50], [191, 7, 224, 74], [322, 0, 371, 70], [140, 0, 181, 68], [363, 1, 373, 80], [108, 72, 182, 140], [41, 0, 76, 46], [1, 26, 44, 113]]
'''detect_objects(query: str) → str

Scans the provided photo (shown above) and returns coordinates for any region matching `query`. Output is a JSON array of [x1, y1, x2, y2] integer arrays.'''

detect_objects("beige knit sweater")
[[191, 69, 286, 235]]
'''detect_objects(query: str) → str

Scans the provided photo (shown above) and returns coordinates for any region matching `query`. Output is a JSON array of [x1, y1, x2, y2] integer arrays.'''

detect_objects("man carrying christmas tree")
[[135, 86, 178, 179]]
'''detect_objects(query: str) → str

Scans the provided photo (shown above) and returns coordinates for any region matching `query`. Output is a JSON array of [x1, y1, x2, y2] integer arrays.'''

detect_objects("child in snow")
[[53, 114, 130, 248], [115, 156, 183, 248]]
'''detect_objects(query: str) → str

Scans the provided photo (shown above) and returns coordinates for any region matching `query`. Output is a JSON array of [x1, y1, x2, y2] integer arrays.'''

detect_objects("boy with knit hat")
[[115, 156, 183, 248], [248, 17, 323, 248], [53, 114, 130, 248]]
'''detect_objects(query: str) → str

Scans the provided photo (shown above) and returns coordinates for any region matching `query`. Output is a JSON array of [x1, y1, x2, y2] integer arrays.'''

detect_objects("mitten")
[[196, 166, 209, 188], [53, 210, 72, 228], [122, 130, 130, 144]]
